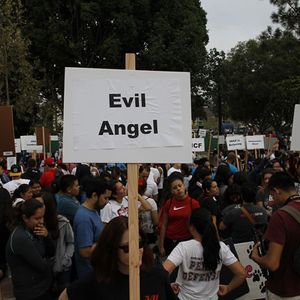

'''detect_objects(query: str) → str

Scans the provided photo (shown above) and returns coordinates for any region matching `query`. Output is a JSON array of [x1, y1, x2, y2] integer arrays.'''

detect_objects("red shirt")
[[162, 195, 200, 240], [264, 200, 300, 297], [40, 168, 57, 189]]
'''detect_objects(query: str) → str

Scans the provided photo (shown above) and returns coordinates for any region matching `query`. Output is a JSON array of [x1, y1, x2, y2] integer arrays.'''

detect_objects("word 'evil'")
[[109, 93, 146, 108]]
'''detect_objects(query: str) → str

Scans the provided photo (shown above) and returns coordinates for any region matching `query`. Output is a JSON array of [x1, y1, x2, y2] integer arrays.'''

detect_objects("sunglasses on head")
[[118, 240, 144, 253]]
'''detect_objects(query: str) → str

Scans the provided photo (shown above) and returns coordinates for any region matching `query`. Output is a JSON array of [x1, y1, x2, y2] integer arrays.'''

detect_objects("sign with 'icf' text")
[[63, 68, 192, 163], [192, 138, 205, 152], [226, 135, 246, 151]]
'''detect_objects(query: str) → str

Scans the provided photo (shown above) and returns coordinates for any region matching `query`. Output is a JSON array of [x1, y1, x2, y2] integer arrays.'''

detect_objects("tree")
[[21, 0, 208, 131], [222, 30, 300, 132], [0, 0, 40, 136], [270, 0, 300, 37]]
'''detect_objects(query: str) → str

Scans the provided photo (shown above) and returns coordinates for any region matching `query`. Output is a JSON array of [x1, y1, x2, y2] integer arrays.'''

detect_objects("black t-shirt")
[[67, 266, 178, 300]]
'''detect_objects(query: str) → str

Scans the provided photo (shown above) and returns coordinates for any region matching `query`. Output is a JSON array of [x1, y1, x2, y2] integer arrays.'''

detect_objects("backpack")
[[280, 205, 300, 276]]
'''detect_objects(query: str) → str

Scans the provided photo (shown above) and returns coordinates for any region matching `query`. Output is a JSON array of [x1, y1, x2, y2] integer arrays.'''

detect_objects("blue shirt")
[[228, 163, 238, 174], [55, 193, 80, 225], [73, 205, 104, 278]]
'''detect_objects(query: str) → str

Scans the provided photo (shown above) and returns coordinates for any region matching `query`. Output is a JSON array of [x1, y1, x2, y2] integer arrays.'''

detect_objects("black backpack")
[[280, 205, 300, 276]]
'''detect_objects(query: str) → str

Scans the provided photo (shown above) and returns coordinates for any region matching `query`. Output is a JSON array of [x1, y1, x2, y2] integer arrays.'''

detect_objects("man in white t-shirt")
[[150, 165, 161, 184], [167, 163, 182, 177], [139, 165, 158, 202], [100, 196, 129, 223]]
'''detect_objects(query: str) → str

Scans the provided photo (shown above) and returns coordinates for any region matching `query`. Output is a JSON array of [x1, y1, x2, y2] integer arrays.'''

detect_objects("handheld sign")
[[291, 104, 300, 151], [198, 129, 207, 138], [226, 135, 246, 151], [15, 139, 21, 153], [20, 136, 43, 153], [246, 135, 265, 150], [192, 138, 205, 152], [63, 68, 192, 163]]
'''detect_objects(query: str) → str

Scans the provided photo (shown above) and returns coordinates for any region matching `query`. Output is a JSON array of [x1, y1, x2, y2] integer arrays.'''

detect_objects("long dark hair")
[[91, 216, 128, 283], [91, 216, 152, 283], [12, 184, 31, 201], [190, 208, 220, 271], [42, 192, 59, 240]]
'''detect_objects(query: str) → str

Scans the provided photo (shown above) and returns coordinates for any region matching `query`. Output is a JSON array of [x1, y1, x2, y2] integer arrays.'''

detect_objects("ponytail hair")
[[190, 208, 220, 271]]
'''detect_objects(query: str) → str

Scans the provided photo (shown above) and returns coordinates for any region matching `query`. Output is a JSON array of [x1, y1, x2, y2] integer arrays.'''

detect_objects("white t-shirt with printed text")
[[100, 197, 129, 223], [167, 240, 237, 300]]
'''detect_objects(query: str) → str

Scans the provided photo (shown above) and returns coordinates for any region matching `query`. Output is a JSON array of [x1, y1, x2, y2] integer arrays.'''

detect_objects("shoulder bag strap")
[[280, 206, 300, 225], [10, 227, 18, 254], [240, 206, 256, 225]]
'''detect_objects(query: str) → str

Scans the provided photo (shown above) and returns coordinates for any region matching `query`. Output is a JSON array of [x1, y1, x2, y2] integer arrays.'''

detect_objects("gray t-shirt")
[[222, 203, 268, 243]]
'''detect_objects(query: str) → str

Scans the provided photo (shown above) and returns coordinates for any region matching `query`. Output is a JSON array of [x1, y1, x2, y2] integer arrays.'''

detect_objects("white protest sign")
[[20, 136, 43, 153], [235, 242, 266, 300], [246, 135, 265, 150], [192, 138, 205, 152], [50, 135, 59, 141], [198, 129, 207, 138], [15, 139, 21, 153], [6, 157, 17, 170], [214, 135, 225, 145], [291, 104, 300, 150], [226, 135, 246, 150], [63, 68, 192, 163]]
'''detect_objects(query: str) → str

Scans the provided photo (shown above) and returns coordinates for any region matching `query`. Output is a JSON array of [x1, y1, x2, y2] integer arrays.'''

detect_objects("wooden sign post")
[[207, 131, 212, 162], [63, 61, 192, 300], [125, 53, 140, 300]]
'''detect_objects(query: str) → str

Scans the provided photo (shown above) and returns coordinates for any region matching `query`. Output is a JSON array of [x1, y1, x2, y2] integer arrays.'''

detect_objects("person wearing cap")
[[40, 157, 57, 190], [3, 165, 30, 197]]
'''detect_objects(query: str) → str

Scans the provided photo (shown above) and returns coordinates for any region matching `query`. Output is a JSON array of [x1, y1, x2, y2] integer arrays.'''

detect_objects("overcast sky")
[[201, 0, 276, 53]]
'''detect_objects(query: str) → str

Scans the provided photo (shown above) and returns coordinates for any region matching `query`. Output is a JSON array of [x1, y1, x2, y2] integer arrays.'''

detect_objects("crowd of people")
[[0, 145, 299, 299]]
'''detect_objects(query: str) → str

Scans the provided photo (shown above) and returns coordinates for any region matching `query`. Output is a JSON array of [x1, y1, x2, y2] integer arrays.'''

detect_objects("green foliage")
[[20, 0, 208, 129], [270, 0, 300, 37], [0, 0, 40, 136], [222, 30, 300, 132]]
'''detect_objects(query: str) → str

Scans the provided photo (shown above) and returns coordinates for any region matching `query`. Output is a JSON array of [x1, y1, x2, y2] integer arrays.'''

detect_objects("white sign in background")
[[226, 135, 246, 151], [20, 136, 43, 153], [63, 68, 192, 163], [291, 104, 300, 151], [198, 129, 207, 138], [192, 138, 205, 152], [246, 135, 265, 150], [7, 157, 17, 170], [15, 139, 21, 153]]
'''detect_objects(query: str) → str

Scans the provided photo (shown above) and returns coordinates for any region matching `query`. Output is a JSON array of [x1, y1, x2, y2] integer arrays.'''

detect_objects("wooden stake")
[[32, 150, 37, 160], [207, 131, 212, 162], [267, 134, 271, 156], [245, 150, 248, 173], [42, 126, 46, 161], [235, 149, 240, 171], [125, 53, 140, 300], [216, 135, 220, 168], [254, 149, 258, 159]]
